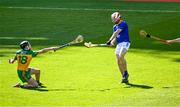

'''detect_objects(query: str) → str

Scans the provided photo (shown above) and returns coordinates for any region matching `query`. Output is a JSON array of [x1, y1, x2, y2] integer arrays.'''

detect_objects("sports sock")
[[123, 71, 128, 78]]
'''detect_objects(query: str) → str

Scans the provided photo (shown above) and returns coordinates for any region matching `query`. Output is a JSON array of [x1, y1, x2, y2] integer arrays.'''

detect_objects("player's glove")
[[146, 34, 151, 38], [106, 40, 112, 45]]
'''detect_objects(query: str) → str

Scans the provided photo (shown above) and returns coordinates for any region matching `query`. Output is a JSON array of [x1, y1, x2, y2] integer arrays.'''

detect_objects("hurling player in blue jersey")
[[106, 12, 130, 84]]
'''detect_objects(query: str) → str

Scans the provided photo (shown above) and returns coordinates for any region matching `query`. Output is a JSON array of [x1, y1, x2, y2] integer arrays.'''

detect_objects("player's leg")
[[115, 42, 130, 83], [117, 48, 128, 76], [25, 78, 39, 88], [29, 67, 42, 86], [115, 45, 127, 77], [119, 48, 129, 81], [167, 38, 180, 44], [14, 70, 38, 88], [122, 57, 127, 72], [14, 79, 38, 88], [15, 78, 38, 88], [116, 54, 124, 76]]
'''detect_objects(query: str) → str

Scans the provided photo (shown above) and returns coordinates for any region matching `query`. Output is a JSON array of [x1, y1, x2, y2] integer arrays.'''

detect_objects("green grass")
[[0, 0, 180, 106]]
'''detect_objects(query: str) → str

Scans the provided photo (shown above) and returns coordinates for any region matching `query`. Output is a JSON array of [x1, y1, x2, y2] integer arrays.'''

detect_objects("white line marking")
[[0, 6, 180, 13]]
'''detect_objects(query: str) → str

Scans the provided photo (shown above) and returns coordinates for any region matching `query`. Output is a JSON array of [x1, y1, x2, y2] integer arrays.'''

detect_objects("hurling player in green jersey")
[[9, 41, 58, 88]]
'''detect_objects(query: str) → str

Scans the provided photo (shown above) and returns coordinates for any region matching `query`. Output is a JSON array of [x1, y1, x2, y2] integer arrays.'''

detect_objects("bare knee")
[[116, 55, 124, 64], [28, 78, 38, 87]]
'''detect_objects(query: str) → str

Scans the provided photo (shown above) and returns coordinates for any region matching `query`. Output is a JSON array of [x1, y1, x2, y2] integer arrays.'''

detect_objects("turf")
[[0, 0, 180, 106]]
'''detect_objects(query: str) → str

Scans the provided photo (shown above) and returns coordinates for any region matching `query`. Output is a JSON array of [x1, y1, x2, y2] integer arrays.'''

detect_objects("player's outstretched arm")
[[37, 47, 58, 54], [166, 38, 180, 44]]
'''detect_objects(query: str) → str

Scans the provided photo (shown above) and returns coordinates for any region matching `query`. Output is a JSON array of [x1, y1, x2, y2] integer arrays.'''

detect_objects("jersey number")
[[19, 56, 28, 64]]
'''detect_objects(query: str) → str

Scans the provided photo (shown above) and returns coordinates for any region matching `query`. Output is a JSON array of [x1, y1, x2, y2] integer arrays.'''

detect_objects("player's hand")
[[146, 34, 151, 38], [9, 59, 14, 64], [106, 40, 112, 45]]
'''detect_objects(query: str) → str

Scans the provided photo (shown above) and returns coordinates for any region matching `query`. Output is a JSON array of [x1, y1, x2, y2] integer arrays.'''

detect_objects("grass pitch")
[[0, 0, 180, 106]]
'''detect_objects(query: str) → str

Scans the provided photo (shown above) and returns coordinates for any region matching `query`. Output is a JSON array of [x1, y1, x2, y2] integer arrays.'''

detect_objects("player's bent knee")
[[117, 55, 124, 60], [28, 78, 38, 87]]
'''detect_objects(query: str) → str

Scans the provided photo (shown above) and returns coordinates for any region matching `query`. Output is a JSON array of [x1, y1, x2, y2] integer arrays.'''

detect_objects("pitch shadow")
[[90, 88, 111, 92], [173, 58, 180, 62], [20, 87, 78, 92], [18, 83, 153, 92], [21, 87, 49, 92], [124, 83, 153, 89], [47, 89, 77, 91]]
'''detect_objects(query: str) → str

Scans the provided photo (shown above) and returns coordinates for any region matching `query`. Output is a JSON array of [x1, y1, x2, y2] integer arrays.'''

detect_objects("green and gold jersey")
[[15, 50, 38, 71]]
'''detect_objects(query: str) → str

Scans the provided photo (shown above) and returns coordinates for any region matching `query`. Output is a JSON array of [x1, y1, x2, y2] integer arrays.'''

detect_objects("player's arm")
[[166, 38, 180, 44], [9, 56, 17, 64], [107, 29, 122, 45], [111, 38, 116, 46], [37, 47, 58, 54]]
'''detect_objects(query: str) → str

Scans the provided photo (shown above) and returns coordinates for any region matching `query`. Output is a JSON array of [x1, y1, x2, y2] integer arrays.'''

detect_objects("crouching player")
[[9, 41, 58, 88], [107, 12, 131, 84]]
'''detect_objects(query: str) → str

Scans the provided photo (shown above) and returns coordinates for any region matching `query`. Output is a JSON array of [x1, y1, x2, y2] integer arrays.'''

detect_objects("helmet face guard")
[[111, 12, 121, 24], [20, 41, 31, 50]]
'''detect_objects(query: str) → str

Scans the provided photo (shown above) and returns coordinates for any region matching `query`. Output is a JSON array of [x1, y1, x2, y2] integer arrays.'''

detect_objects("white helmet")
[[111, 12, 121, 23]]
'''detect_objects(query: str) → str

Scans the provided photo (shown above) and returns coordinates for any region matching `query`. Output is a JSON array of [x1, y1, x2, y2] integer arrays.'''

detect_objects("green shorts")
[[17, 68, 32, 83]]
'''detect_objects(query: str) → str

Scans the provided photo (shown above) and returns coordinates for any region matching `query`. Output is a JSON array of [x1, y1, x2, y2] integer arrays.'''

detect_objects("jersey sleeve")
[[15, 50, 21, 59], [117, 22, 126, 31], [113, 25, 116, 32], [31, 51, 38, 57], [14, 55, 17, 60]]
